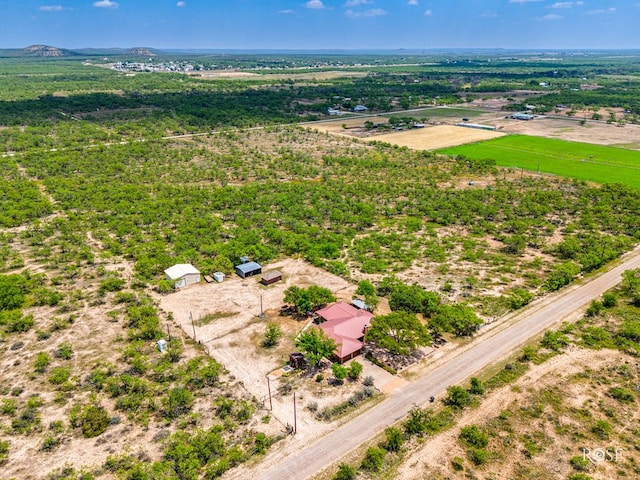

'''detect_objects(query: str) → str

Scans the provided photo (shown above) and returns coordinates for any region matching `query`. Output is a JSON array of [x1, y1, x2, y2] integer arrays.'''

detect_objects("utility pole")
[[266, 375, 273, 411], [293, 392, 297, 435], [190, 311, 196, 341]]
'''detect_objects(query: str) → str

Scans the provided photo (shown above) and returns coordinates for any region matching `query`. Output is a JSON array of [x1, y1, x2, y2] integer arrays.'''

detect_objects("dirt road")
[[254, 248, 640, 480]]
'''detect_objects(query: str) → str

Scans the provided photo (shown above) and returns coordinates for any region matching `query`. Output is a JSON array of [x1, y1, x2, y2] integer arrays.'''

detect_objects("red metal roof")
[[316, 302, 374, 360]]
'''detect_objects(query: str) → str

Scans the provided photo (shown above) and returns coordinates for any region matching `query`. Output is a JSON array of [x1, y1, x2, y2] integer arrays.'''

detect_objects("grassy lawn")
[[438, 135, 640, 189]]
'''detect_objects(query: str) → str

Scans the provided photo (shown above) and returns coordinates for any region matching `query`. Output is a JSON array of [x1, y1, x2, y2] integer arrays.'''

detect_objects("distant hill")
[[127, 47, 159, 57], [22, 44, 77, 57]]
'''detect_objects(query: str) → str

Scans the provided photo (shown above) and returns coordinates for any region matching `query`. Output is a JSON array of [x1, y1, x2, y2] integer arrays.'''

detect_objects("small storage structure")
[[235, 261, 262, 279], [164, 264, 201, 289], [213, 272, 225, 283], [260, 270, 282, 286], [289, 352, 305, 369]]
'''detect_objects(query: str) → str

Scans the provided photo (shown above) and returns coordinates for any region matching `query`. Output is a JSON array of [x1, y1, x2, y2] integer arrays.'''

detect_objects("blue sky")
[[0, 0, 638, 50]]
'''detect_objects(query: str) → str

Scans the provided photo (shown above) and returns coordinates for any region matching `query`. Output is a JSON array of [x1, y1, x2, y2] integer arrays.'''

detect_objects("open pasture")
[[363, 125, 504, 150], [439, 135, 640, 189]]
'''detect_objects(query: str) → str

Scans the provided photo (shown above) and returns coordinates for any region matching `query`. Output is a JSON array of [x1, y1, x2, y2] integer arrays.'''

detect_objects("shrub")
[[570, 455, 590, 471], [541, 330, 569, 351], [80, 404, 109, 438], [331, 363, 348, 384], [469, 448, 489, 465], [445, 385, 473, 409], [0, 439, 9, 464], [469, 377, 484, 395], [347, 361, 363, 381], [315, 374, 324, 383], [360, 446, 385, 472], [591, 420, 611, 439], [608, 387, 635, 403], [451, 456, 464, 471], [0, 399, 17, 416], [334, 463, 356, 480], [601, 292, 617, 308], [460, 425, 488, 448], [34, 352, 51, 373], [384, 426, 404, 452], [585, 300, 602, 317], [49, 366, 71, 385], [163, 387, 193, 419], [41, 434, 60, 451], [262, 322, 282, 348], [55, 342, 74, 360], [363, 375, 374, 387]]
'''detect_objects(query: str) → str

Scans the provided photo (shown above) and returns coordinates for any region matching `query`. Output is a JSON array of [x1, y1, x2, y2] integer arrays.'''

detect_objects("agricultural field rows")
[[439, 135, 640, 190]]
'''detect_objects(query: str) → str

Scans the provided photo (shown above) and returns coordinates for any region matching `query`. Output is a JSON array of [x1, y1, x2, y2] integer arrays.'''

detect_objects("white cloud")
[[278, 9, 294, 14], [304, 0, 325, 9], [93, 0, 119, 8], [480, 11, 498, 18], [550, 1, 583, 8], [346, 8, 387, 17], [586, 7, 616, 14], [176, 1, 186, 7], [344, 0, 372, 6], [39, 5, 64, 11], [509, 0, 543, 3], [408, 0, 418, 5], [423, 9, 432, 16], [537, 13, 562, 20]]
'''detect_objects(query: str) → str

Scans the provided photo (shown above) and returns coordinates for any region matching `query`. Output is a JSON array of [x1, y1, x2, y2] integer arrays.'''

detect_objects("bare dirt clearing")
[[156, 258, 395, 447], [308, 122, 504, 150], [360, 125, 504, 151]]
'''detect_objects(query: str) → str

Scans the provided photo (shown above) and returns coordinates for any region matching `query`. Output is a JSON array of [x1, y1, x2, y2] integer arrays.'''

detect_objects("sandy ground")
[[360, 125, 504, 150], [395, 348, 631, 480], [157, 258, 402, 444]]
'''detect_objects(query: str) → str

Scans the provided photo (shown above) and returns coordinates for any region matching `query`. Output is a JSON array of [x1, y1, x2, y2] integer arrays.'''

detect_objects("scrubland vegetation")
[[2, 51, 640, 479]]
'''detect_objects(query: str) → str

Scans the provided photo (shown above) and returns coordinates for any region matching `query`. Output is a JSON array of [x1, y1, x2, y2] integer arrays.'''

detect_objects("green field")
[[438, 135, 640, 189]]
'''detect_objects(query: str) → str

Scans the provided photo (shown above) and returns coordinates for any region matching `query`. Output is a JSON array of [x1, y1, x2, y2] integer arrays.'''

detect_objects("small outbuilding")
[[235, 261, 262, 278], [213, 272, 225, 283], [164, 264, 201, 289], [260, 270, 282, 286]]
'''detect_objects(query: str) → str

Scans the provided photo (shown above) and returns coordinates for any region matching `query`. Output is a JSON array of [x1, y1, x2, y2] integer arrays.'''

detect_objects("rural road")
[[255, 248, 640, 480]]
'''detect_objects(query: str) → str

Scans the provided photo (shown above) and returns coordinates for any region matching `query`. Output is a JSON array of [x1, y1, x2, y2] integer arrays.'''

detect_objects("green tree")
[[284, 285, 336, 316], [384, 426, 404, 452], [445, 386, 473, 409], [296, 328, 337, 367], [360, 446, 386, 472], [0, 274, 26, 311], [262, 322, 282, 348], [347, 361, 363, 381], [430, 304, 482, 337], [331, 363, 348, 384], [365, 311, 431, 355], [355, 280, 377, 309], [80, 404, 109, 438]]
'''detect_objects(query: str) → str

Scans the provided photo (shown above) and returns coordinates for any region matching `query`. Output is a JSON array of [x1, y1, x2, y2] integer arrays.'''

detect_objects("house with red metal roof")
[[315, 301, 374, 363]]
